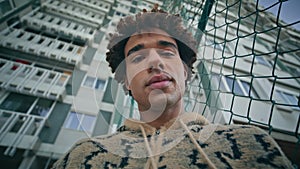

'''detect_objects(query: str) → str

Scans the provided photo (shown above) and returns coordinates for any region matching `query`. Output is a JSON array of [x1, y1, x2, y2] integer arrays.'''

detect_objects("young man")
[[52, 7, 293, 169]]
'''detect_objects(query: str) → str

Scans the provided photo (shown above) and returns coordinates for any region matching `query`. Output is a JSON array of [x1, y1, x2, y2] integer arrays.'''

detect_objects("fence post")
[[195, 0, 215, 46]]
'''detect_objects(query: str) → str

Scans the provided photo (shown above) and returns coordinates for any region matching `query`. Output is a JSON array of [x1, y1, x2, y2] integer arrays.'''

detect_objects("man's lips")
[[146, 74, 172, 89]]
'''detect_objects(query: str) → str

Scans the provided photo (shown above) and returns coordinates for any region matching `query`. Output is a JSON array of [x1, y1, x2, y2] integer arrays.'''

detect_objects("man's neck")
[[139, 100, 184, 129]]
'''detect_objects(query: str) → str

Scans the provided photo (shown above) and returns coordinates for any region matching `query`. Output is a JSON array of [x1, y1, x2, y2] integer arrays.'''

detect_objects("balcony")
[[0, 110, 45, 156], [42, 0, 105, 28], [0, 58, 70, 100], [0, 28, 86, 66], [21, 9, 95, 44], [67, 0, 111, 13]]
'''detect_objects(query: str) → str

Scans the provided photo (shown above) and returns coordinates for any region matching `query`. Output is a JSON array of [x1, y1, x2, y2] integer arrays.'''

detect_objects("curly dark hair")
[[106, 6, 197, 93]]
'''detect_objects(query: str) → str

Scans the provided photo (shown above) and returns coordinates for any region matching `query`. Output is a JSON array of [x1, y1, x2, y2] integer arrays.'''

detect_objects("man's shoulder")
[[69, 129, 137, 152], [73, 131, 126, 147], [213, 123, 267, 133], [52, 133, 123, 169], [202, 124, 277, 143], [196, 124, 293, 168], [196, 123, 286, 154], [213, 124, 276, 140]]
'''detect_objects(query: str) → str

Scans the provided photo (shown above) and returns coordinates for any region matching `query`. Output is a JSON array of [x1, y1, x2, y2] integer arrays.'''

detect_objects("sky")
[[258, 0, 300, 31]]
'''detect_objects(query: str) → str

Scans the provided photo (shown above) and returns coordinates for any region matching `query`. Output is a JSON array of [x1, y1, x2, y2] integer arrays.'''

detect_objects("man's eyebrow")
[[158, 40, 178, 49], [127, 44, 144, 56]]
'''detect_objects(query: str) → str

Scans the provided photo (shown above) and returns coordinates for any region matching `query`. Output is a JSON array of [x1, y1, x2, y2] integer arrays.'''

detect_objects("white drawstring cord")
[[140, 125, 158, 169]]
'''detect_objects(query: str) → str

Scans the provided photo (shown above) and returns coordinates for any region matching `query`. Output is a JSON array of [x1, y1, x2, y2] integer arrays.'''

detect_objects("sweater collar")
[[123, 112, 210, 135]]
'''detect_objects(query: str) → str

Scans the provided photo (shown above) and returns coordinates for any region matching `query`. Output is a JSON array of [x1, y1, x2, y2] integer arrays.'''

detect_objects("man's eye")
[[131, 55, 145, 63], [160, 51, 175, 57]]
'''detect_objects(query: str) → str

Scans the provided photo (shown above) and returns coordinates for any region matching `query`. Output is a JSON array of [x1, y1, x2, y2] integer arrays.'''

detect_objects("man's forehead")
[[128, 28, 175, 41], [126, 29, 177, 47], [131, 28, 171, 36], [125, 30, 178, 57], [127, 33, 177, 45]]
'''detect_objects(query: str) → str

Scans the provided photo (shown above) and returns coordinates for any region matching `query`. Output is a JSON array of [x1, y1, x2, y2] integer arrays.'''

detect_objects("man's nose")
[[147, 49, 165, 73]]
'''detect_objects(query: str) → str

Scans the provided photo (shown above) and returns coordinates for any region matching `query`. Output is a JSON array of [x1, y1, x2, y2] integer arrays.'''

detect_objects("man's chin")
[[148, 92, 168, 112]]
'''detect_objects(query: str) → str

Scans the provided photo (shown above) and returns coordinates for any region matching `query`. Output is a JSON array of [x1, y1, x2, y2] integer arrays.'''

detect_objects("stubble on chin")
[[139, 89, 168, 123]]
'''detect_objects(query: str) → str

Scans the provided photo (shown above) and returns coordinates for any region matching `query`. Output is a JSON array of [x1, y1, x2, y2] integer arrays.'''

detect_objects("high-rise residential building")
[[0, 0, 299, 168], [164, 0, 300, 166]]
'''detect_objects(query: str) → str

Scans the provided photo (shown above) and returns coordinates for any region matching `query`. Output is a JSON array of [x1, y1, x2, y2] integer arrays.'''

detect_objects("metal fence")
[[163, 0, 299, 166]]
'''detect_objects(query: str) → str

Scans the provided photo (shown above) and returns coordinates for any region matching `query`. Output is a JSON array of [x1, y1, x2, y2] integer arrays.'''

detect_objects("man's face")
[[124, 28, 187, 113]]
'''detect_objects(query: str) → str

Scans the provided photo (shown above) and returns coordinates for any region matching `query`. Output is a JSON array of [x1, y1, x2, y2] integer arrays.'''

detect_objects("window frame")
[[205, 37, 232, 54], [64, 111, 96, 133], [0, 92, 54, 117], [82, 75, 107, 91], [255, 56, 273, 67], [211, 74, 259, 98], [275, 89, 299, 107]]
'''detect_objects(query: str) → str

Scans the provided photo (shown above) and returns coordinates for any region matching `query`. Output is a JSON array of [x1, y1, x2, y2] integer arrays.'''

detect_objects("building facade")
[[164, 0, 300, 166], [0, 0, 299, 168]]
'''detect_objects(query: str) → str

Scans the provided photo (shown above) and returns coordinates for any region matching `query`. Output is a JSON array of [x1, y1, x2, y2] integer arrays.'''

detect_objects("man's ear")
[[183, 63, 188, 81], [124, 77, 131, 90]]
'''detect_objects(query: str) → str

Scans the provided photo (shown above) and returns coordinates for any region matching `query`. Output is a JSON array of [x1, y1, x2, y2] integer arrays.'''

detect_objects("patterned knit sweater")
[[52, 113, 293, 169]]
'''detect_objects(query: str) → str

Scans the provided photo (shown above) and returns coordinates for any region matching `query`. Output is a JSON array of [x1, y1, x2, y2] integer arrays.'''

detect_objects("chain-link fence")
[[0, 0, 298, 167], [163, 0, 299, 166]]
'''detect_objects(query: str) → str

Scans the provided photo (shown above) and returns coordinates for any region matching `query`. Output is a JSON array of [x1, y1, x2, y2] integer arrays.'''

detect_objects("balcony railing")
[[0, 110, 46, 156], [0, 28, 86, 66], [42, 0, 105, 28], [67, 0, 111, 13], [21, 8, 95, 44], [0, 58, 70, 100]]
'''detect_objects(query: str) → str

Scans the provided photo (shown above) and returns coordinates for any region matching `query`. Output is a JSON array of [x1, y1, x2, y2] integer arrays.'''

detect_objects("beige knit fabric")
[[52, 113, 293, 169]]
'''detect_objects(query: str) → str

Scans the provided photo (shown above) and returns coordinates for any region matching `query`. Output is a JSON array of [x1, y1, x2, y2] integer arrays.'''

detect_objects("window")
[[224, 77, 244, 96], [255, 56, 272, 67], [83, 76, 95, 88], [0, 93, 53, 116], [64, 112, 96, 132], [30, 98, 54, 117], [0, 1, 12, 16], [206, 37, 231, 53], [95, 79, 106, 90], [211, 74, 258, 98], [82, 75, 106, 90], [227, 77, 258, 98], [0, 93, 36, 113], [275, 90, 299, 106], [286, 65, 300, 77], [211, 73, 227, 91]]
